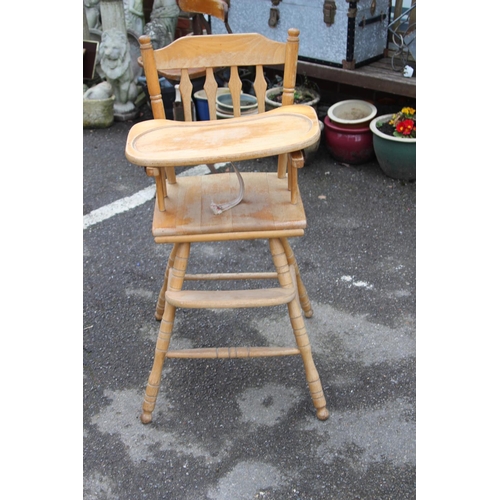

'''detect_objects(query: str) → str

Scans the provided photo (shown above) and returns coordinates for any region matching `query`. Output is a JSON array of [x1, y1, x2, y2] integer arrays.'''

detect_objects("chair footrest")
[[165, 287, 295, 308], [166, 346, 300, 359]]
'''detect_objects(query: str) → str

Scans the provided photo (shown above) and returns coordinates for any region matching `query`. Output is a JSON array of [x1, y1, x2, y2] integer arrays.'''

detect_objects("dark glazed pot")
[[370, 114, 416, 181], [323, 116, 375, 165]]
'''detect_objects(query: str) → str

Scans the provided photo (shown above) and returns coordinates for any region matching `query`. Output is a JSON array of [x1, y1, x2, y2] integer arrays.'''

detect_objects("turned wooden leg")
[[288, 302, 329, 421], [155, 243, 180, 321], [141, 305, 175, 423], [142, 242, 190, 424], [269, 238, 329, 421], [280, 238, 313, 318]]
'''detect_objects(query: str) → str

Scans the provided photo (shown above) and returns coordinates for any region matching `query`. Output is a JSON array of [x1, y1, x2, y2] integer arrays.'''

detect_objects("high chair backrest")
[[138, 28, 300, 122]]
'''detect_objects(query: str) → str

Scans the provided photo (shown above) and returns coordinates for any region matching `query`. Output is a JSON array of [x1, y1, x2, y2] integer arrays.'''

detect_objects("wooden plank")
[[165, 287, 295, 308], [296, 58, 416, 98]]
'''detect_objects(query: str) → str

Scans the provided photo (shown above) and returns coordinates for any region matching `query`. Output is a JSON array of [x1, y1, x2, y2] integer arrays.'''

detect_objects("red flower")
[[396, 119, 415, 136]]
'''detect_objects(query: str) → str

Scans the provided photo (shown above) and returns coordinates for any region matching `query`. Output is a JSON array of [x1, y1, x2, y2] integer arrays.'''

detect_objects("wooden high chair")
[[125, 28, 329, 424]]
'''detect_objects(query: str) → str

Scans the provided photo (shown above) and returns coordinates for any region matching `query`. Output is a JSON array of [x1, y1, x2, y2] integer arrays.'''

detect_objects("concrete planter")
[[83, 96, 115, 128]]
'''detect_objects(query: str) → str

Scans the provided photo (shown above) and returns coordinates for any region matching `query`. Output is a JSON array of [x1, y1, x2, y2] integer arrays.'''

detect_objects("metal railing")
[[388, 1, 416, 72]]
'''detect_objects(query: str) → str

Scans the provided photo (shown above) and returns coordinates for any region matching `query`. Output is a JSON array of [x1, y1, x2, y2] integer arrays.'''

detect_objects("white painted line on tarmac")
[[83, 163, 229, 230], [83, 184, 156, 230]]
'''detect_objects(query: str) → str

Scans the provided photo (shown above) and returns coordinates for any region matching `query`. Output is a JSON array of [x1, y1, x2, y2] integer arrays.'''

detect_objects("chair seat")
[[152, 172, 306, 242], [125, 105, 320, 168]]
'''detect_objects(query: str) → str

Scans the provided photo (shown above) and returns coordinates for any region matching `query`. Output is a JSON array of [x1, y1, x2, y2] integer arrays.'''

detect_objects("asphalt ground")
[[8, 7, 500, 497], [81, 102, 416, 499]]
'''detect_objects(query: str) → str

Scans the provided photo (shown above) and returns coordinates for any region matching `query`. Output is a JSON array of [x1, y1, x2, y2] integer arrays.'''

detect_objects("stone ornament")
[[84, 0, 102, 30], [97, 28, 138, 117], [150, 0, 179, 41], [144, 18, 172, 49], [123, 0, 145, 35]]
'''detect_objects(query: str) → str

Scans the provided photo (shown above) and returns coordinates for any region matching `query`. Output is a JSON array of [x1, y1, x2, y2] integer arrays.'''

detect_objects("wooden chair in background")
[[150, 0, 232, 83], [179, 0, 232, 35], [125, 28, 329, 424]]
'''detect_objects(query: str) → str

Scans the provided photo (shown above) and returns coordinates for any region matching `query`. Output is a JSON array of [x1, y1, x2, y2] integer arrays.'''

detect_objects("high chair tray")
[[125, 105, 320, 168]]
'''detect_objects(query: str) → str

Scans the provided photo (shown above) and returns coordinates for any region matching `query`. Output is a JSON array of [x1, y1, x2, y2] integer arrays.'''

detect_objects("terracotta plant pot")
[[370, 114, 416, 181], [323, 116, 374, 165]]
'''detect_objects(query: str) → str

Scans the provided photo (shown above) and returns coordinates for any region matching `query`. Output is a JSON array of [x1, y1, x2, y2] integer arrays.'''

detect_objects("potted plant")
[[265, 85, 320, 110], [265, 80, 321, 159], [265, 76, 323, 159], [370, 107, 416, 181]]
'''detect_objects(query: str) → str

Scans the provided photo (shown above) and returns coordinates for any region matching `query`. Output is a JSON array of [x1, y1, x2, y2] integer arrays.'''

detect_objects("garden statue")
[[83, 81, 113, 100], [144, 18, 172, 49], [84, 0, 102, 30], [97, 28, 138, 118], [150, 0, 179, 41], [123, 0, 144, 35]]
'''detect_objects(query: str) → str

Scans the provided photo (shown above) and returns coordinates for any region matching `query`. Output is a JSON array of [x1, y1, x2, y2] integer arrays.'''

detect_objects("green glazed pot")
[[370, 114, 416, 181]]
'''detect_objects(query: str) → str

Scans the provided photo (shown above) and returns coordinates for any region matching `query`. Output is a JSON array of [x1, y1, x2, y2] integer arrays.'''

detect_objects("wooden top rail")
[[150, 32, 288, 71], [125, 105, 320, 168]]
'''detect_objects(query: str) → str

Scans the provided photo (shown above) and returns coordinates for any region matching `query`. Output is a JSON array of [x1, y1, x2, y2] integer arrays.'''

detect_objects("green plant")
[[377, 107, 416, 138]]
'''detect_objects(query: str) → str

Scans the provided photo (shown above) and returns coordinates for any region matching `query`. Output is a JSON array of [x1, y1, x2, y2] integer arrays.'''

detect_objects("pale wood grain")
[[178, 0, 228, 22], [128, 29, 329, 424], [125, 106, 319, 167], [166, 346, 300, 359], [165, 287, 295, 309], [151, 172, 306, 240]]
